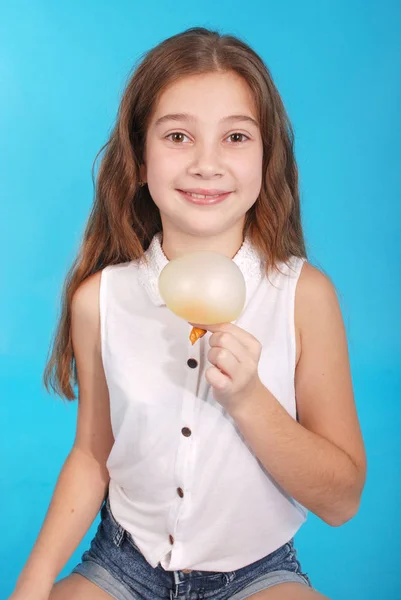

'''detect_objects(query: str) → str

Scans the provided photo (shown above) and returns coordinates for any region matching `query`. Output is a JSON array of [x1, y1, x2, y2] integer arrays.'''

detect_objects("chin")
[[161, 208, 245, 239]]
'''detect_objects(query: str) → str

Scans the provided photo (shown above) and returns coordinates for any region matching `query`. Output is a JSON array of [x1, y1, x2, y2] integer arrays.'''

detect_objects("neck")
[[160, 226, 245, 261]]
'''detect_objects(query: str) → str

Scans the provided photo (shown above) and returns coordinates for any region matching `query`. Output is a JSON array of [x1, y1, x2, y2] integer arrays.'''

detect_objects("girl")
[[11, 27, 366, 600]]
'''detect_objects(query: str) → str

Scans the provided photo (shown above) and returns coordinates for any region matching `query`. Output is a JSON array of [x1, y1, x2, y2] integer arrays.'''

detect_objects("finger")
[[209, 330, 247, 364], [208, 346, 239, 379], [205, 365, 232, 393], [205, 323, 261, 358]]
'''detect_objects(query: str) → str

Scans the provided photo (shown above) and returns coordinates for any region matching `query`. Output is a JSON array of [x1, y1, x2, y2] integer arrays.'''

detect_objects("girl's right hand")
[[8, 582, 52, 600], [8, 566, 55, 600], [8, 593, 49, 600], [8, 592, 50, 600]]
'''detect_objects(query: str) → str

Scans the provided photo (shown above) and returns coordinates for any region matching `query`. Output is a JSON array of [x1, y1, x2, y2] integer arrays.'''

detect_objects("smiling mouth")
[[177, 190, 232, 205]]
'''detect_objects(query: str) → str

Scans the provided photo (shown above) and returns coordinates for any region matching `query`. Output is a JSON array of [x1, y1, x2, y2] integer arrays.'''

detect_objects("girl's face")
[[141, 70, 263, 242]]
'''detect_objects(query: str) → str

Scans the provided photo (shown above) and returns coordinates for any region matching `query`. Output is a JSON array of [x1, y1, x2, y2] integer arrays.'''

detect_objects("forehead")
[[151, 71, 258, 123]]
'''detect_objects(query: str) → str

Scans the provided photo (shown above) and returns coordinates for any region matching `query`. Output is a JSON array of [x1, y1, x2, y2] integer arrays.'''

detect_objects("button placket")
[[168, 329, 202, 549]]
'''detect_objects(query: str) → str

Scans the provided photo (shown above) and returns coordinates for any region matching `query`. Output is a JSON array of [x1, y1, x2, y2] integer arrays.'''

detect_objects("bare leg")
[[49, 573, 117, 600], [239, 582, 331, 600]]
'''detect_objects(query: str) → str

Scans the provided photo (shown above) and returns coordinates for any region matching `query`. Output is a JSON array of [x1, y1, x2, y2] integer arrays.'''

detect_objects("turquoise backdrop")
[[1, 1, 400, 598]]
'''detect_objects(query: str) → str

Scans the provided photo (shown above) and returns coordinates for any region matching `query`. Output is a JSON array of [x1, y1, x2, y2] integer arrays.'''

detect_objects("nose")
[[188, 140, 224, 179]]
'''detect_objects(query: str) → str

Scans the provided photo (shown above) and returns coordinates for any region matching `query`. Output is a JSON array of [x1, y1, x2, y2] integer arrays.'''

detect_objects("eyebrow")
[[154, 112, 259, 128]]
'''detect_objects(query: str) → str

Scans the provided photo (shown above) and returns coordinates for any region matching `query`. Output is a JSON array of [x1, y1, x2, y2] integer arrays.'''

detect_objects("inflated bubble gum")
[[158, 251, 246, 344]]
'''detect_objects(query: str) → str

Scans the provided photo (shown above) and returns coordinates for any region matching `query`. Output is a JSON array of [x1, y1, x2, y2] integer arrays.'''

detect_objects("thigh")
[[49, 573, 116, 600], [243, 582, 330, 599]]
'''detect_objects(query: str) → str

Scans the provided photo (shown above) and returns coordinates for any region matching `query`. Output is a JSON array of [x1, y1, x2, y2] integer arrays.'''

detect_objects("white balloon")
[[158, 251, 246, 325]]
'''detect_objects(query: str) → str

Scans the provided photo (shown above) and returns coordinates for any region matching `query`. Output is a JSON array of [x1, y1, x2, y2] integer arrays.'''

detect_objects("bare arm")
[[13, 271, 114, 595], [230, 263, 367, 526]]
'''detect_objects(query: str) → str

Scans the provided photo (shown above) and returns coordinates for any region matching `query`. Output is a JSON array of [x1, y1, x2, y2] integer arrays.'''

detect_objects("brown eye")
[[228, 133, 249, 143], [166, 132, 189, 143]]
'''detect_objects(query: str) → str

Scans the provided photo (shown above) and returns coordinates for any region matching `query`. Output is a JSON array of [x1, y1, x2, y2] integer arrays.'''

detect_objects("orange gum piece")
[[189, 327, 207, 345]]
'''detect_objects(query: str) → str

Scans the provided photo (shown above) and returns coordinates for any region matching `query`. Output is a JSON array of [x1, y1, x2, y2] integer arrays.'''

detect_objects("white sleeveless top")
[[101, 232, 308, 572]]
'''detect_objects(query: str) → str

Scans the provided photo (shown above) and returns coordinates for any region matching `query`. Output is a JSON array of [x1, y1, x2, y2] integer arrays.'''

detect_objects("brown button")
[[169, 534, 174, 545], [177, 487, 184, 498], [187, 358, 198, 369], [181, 427, 192, 437]]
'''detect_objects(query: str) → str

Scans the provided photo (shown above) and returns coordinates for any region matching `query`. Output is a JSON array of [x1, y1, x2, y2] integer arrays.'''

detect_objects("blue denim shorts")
[[71, 494, 313, 600]]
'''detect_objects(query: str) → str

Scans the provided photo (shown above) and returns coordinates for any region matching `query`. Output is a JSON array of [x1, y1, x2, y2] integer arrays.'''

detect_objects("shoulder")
[[69, 272, 103, 366], [295, 261, 344, 359], [296, 261, 338, 308], [71, 262, 134, 321], [71, 271, 102, 323]]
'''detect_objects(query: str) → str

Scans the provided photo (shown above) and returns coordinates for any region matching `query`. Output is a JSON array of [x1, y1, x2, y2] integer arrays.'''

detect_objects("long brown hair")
[[43, 26, 308, 401]]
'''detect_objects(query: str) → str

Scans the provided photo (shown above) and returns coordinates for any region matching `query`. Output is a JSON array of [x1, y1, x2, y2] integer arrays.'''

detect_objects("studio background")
[[1, 1, 400, 598]]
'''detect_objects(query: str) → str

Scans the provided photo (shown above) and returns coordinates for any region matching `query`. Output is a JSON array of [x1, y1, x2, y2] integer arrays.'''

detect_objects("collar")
[[137, 232, 265, 307]]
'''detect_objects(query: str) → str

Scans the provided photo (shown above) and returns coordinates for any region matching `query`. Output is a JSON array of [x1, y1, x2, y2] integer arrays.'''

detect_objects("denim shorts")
[[71, 494, 313, 600]]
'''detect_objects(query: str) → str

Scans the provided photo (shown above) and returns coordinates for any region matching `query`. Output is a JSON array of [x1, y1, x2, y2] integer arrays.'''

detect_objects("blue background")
[[1, 1, 400, 598]]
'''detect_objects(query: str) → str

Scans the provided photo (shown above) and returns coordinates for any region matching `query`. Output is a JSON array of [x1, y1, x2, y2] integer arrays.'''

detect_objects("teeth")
[[186, 192, 222, 199]]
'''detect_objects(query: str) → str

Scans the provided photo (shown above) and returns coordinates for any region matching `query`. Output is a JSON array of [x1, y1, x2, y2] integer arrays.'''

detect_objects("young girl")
[[12, 27, 366, 600]]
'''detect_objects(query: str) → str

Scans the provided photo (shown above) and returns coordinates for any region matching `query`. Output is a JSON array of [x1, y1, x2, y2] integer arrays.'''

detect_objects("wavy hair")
[[43, 26, 308, 400]]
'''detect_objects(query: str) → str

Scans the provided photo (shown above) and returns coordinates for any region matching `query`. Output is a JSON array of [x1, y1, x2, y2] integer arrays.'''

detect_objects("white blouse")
[[101, 232, 308, 572]]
